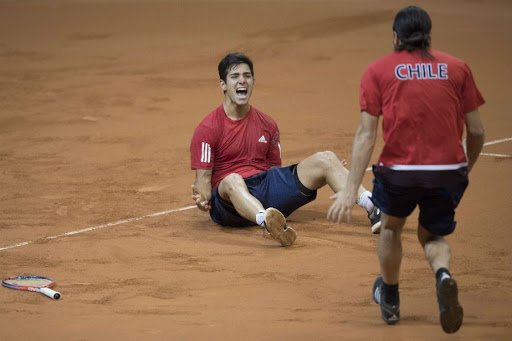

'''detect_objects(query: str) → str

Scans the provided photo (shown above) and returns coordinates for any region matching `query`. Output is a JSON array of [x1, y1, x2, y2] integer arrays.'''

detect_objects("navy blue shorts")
[[371, 166, 468, 236], [209, 164, 317, 227]]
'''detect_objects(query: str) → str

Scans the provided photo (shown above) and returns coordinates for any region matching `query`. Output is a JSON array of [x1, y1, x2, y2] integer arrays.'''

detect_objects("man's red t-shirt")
[[360, 49, 485, 169], [190, 105, 281, 188]]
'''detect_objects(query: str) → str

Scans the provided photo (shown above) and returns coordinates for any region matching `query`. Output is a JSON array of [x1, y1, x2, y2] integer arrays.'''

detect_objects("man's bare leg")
[[217, 173, 296, 246], [296, 151, 367, 195], [418, 224, 451, 274], [379, 214, 406, 284], [218, 173, 264, 222], [297, 151, 381, 231], [418, 224, 463, 333], [372, 213, 406, 325]]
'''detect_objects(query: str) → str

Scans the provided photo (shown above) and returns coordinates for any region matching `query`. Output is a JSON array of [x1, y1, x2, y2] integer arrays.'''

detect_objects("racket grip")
[[39, 287, 61, 300]]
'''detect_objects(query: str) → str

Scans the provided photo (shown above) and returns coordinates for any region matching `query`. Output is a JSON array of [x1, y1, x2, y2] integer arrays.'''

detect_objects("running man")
[[191, 52, 381, 247], [327, 6, 485, 333]]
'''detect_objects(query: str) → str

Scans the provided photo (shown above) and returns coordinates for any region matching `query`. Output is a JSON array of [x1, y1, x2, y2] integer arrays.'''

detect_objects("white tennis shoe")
[[263, 208, 296, 247]]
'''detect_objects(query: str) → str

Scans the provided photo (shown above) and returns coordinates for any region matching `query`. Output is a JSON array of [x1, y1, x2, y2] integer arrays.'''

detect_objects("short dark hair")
[[393, 6, 432, 55], [218, 52, 254, 82]]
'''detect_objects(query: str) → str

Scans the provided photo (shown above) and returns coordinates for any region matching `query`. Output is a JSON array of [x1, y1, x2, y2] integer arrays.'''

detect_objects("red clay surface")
[[1, 1, 511, 340]]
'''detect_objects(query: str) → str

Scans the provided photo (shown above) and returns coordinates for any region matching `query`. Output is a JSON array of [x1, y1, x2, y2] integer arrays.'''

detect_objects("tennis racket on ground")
[[2, 276, 61, 300]]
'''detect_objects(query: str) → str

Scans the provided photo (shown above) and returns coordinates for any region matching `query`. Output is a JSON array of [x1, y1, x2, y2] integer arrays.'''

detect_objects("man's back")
[[361, 49, 484, 167]]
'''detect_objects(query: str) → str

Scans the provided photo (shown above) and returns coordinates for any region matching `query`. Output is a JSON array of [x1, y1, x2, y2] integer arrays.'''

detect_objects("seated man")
[[190, 52, 381, 247]]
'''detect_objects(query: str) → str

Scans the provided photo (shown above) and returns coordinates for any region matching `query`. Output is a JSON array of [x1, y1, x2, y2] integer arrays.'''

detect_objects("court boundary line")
[[1, 136, 511, 252], [0, 205, 196, 252], [483, 136, 512, 146], [480, 152, 511, 158]]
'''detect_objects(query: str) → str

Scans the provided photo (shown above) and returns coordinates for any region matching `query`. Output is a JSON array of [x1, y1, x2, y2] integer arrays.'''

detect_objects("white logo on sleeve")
[[258, 135, 267, 143], [201, 142, 211, 163]]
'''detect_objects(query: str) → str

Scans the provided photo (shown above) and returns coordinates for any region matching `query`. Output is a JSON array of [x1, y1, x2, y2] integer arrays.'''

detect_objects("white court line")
[[484, 137, 512, 147], [481, 152, 512, 158], [0, 205, 196, 252]]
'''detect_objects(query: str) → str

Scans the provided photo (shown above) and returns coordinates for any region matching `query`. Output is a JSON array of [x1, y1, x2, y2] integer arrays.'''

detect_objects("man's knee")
[[381, 214, 406, 233], [219, 173, 245, 193], [311, 150, 340, 170], [417, 223, 442, 246]]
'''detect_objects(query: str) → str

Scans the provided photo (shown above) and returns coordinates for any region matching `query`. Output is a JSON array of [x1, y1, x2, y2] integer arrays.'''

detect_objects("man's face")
[[220, 63, 254, 106]]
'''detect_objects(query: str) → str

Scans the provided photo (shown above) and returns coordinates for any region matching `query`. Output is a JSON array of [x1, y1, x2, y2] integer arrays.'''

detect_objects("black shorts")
[[371, 165, 469, 236], [209, 164, 317, 227]]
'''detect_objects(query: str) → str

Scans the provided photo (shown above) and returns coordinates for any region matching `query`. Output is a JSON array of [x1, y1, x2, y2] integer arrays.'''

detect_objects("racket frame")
[[2, 275, 61, 300]]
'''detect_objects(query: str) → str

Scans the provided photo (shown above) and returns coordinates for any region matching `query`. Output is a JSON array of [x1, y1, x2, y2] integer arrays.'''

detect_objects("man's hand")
[[192, 184, 211, 211], [327, 190, 357, 224], [192, 169, 212, 212]]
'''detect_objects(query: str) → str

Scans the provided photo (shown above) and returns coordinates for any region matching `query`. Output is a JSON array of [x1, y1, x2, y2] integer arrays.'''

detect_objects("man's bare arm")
[[327, 111, 379, 223], [345, 111, 379, 196], [464, 110, 485, 172], [192, 169, 213, 211]]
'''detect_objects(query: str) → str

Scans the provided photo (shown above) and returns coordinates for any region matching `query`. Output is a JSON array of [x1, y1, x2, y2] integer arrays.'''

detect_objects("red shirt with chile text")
[[360, 49, 485, 169]]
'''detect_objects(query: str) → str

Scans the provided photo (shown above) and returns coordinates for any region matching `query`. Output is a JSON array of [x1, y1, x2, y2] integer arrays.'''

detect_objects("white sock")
[[357, 191, 374, 213], [440, 272, 451, 282], [256, 210, 266, 228]]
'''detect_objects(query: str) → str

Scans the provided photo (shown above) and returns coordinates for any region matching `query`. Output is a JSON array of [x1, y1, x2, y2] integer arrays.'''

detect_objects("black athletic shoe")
[[437, 277, 463, 333], [373, 276, 400, 325], [368, 206, 382, 234]]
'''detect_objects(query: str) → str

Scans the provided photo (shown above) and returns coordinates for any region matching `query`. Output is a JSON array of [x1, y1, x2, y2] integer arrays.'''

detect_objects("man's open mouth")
[[236, 88, 248, 96]]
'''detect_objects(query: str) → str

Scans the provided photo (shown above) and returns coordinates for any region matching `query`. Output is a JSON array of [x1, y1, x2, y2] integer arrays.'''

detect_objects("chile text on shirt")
[[395, 63, 448, 80]]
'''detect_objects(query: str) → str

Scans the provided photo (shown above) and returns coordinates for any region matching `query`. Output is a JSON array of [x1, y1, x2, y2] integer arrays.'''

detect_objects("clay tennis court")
[[1, 0, 511, 339]]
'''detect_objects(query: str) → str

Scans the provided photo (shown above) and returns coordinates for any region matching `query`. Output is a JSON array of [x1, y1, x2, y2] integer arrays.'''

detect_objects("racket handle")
[[39, 287, 61, 300]]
